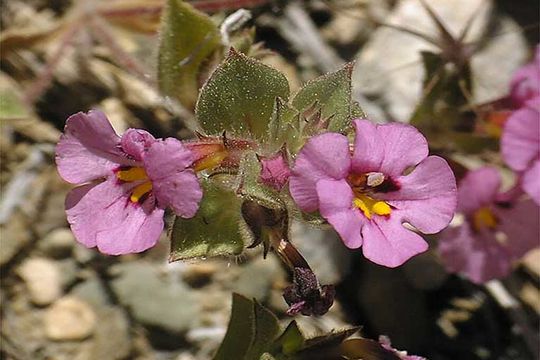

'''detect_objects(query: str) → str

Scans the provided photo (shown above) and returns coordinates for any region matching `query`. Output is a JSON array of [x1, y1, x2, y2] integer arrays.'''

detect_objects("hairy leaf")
[[158, 0, 221, 109], [214, 293, 280, 360], [291, 63, 355, 134], [197, 48, 290, 138], [170, 179, 244, 261]]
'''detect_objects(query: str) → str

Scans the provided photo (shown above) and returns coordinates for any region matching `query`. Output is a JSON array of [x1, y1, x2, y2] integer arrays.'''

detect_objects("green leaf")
[[170, 179, 244, 261], [266, 98, 302, 153], [291, 63, 355, 134], [272, 321, 305, 355], [196, 48, 290, 139], [214, 293, 281, 360], [246, 298, 281, 359], [158, 0, 221, 109], [0, 90, 28, 120], [351, 101, 366, 119], [214, 293, 256, 360]]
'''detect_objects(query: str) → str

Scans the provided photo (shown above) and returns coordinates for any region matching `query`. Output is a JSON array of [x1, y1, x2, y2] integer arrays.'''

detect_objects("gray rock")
[[353, 0, 528, 122], [291, 222, 351, 284], [73, 244, 95, 264], [110, 262, 200, 334], [90, 307, 131, 360], [233, 256, 284, 300], [1, 296, 47, 358], [0, 213, 31, 266], [39, 228, 74, 258], [71, 275, 110, 308], [44, 296, 96, 341], [17, 257, 62, 306], [57, 258, 79, 288]]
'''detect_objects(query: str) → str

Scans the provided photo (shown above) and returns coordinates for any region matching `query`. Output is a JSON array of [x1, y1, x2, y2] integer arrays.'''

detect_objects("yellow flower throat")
[[348, 172, 392, 220], [116, 167, 153, 203], [353, 194, 391, 219], [472, 207, 498, 231]]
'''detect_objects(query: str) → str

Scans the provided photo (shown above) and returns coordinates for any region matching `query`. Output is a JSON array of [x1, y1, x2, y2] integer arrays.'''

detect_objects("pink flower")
[[438, 167, 539, 284], [55, 110, 202, 255], [289, 119, 457, 267], [259, 151, 291, 191], [379, 336, 426, 360], [501, 98, 540, 205], [510, 46, 540, 108]]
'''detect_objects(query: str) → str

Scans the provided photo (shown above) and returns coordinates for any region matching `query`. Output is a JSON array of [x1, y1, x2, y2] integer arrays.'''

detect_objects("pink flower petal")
[[66, 177, 164, 255], [438, 224, 513, 284], [290, 133, 351, 212], [380, 156, 457, 233], [509, 49, 540, 107], [95, 198, 164, 255], [260, 153, 291, 191], [501, 103, 540, 172], [457, 167, 500, 215], [316, 178, 364, 248], [144, 138, 202, 218], [351, 119, 428, 178], [361, 218, 429, 268], [56, 110, 130, 184], [522, 159, 540, 205], [121, 129, 156, 161], [495, 199, 540, 258]]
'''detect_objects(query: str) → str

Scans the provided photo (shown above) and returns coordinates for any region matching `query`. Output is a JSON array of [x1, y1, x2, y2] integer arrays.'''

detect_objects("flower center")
[[353, 194, 391, 219], [348, 172, 392, 220], [116, 167, 153, 203], [472, 207, 498, 231]]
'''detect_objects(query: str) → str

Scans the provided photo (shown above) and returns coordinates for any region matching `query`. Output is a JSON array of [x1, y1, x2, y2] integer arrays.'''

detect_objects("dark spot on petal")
[[374, 177, 400, 193]]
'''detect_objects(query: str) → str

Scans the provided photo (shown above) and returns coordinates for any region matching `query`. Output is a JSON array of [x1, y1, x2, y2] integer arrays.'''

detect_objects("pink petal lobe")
[[510, 50, 540, 107], [65, 177, 164, 255], [361, 218, 428, 268], [144, 138, 202, 218], [495, 199, 540, 258], [316, 178, 363, 248], [522, 159, 540, 205], [121, 129, 156, 161], [260, 153, 291, 191], [56, 110, 128, 184], [351, 119, 428, 177], [95, 199, 164, 255], [501, 103, 540, 172], [457, 167, 500, 214], [381, 156, 457, 233], [290, 133, 351, 212], [438, 224, 512, 284]]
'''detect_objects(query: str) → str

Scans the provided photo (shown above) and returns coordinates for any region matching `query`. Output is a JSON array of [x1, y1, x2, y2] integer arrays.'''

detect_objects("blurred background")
[[0, 0, 539, 359]]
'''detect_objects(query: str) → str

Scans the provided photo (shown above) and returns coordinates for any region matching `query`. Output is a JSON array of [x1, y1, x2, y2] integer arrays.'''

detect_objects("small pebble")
[[39, 228, 74, 258], [17, 257, 61, 306], [45, 296, 96, 341]]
